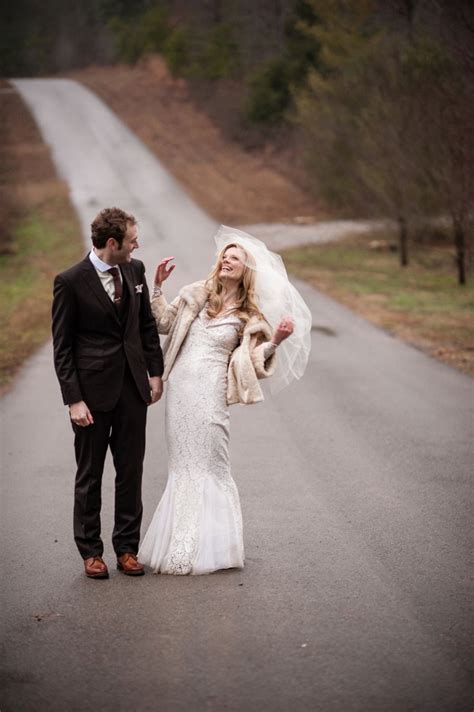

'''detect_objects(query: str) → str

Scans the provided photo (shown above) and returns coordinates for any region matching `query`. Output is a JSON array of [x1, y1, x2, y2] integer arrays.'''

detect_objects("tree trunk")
[[210, 0, 222, 24], [454, 219, 466, 285], [397, 215, 409, 266]]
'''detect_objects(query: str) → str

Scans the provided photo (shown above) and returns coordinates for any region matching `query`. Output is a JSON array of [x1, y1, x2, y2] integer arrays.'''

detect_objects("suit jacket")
[[52, 255, 163, 411]]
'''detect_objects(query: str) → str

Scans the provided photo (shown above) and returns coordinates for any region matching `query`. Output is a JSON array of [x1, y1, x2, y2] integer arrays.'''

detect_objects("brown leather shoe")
[[117, 552, 145, 576], [84, 556, 109, 579]]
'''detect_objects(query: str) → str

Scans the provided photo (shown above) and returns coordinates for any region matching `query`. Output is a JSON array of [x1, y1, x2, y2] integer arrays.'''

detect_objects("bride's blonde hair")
[[205, 243, 264, 324]]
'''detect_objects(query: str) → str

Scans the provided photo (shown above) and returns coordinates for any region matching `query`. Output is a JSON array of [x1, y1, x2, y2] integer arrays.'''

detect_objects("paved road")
[[240, 220, 392, 251], [1, 79, 473, 712]]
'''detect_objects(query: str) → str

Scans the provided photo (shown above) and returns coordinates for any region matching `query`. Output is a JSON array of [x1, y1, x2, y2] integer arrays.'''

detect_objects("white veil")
[[214, 225, 312, 393]]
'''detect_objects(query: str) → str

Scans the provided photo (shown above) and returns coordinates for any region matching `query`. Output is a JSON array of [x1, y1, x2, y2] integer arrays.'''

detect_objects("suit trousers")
[[72, 366, 147, 559]]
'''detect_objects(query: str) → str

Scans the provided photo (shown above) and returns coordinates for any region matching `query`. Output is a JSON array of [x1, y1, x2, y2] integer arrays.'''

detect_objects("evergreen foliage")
[[196, 24, 240, 80], [245, 0, 320, 124], [163, 28, 190, 77], [107, 5, 170, 65], [246, 58, 293, 124]]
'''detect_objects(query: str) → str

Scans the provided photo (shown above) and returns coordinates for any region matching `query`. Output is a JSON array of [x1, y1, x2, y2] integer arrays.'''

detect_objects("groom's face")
[[113, 223, 139, 264]]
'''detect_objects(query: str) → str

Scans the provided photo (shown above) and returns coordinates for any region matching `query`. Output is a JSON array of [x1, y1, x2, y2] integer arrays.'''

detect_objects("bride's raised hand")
[[271, 316, 294, 346], [154, 257, 175, 287]]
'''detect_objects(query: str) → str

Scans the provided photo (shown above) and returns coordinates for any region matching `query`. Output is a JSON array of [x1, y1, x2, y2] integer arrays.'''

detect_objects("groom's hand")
[[149, 376, 163, 404], [69, 401, 94, 427]]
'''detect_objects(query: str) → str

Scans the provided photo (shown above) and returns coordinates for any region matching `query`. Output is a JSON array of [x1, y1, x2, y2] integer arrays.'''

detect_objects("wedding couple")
[[52, 207, 311, 579]]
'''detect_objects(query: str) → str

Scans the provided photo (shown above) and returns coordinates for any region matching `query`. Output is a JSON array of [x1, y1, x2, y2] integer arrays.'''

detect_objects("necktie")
[[108, 267, 123, 303]]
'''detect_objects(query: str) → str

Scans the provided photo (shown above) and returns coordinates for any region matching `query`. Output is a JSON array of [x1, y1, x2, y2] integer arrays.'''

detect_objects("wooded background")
[[2, 0, 473, 283]]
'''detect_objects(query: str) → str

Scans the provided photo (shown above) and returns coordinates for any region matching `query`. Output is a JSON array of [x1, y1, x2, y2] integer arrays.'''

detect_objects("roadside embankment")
[[282, 232, 474, 376], [0, 80, 83, 393], [71, 57, 324, 225]]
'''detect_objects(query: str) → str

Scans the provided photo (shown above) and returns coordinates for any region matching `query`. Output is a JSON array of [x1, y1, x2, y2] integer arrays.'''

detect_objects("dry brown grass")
[[283, 236, 474, 376], [70, 57, 325, 225], [0, 82, 83, 394]]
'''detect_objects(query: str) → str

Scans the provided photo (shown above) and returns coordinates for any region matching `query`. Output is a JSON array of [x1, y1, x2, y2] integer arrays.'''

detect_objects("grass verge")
[[0, 208, 82, 391], [0, 82, 83, 394], [281, 232, 474, 376]]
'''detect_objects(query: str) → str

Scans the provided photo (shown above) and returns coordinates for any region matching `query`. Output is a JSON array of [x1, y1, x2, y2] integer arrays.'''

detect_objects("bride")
[[138, 226, 311, 575]]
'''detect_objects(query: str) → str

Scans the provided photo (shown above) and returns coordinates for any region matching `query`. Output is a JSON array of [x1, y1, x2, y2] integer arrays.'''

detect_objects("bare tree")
[[422, 73, 474, 284]]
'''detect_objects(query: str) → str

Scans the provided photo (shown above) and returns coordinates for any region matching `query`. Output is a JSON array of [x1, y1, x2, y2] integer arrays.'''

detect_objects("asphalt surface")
[[240, 220, 391, 251], [1, 78, 473, 712]]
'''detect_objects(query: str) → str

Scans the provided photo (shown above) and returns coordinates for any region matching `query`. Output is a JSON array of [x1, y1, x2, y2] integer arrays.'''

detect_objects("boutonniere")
[[135, 284, 144, 294]]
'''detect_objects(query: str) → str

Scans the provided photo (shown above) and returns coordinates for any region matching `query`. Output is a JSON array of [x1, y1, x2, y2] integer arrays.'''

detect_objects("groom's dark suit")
[[52, 255, 163, 559]]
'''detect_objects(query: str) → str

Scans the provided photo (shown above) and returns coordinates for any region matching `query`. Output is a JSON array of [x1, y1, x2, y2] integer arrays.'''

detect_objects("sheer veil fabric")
[[215, 225, 312, 393]]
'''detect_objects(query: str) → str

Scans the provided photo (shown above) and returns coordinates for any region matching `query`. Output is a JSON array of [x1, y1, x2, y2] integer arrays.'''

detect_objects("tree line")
[[294, 1, 473, 285], [2, 0, 473, 283]]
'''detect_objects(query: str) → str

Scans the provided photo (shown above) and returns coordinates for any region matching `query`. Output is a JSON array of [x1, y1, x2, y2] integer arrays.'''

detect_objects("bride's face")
[[219, 246, 246, 284]]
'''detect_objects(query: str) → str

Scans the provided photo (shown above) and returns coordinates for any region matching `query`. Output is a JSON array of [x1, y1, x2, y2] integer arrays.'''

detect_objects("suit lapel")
[[79, 257, 120, 323]]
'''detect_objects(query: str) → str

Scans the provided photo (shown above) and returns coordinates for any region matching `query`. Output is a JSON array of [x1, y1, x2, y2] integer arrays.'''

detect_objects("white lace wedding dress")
[[138, 306, 245, 575]]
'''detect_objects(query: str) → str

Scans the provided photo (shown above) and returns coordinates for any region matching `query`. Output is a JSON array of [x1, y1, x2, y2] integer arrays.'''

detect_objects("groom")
[[52, 207, 163, 579]]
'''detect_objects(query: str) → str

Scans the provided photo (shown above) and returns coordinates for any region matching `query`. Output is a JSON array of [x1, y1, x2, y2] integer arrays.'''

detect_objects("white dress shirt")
[[89, 250, 123, 302]]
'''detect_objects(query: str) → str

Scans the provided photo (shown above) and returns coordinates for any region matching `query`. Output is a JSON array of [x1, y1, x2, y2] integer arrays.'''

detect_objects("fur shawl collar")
[[151, 281, 276, 405]]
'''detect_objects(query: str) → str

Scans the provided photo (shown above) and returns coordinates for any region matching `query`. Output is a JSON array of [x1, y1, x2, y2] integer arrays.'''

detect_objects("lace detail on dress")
[[138, 305, 244, 575]]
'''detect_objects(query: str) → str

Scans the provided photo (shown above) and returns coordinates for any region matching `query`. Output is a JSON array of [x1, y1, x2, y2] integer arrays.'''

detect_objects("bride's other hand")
[[154, 257, 175, 287], [271, 317, 294, 346]]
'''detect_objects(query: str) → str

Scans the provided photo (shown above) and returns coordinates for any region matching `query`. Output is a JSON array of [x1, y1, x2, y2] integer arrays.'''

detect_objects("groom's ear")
[[107, 236, 119, 250]]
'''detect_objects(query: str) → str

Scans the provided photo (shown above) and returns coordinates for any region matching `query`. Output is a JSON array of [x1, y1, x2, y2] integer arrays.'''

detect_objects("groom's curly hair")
[[91, 207, 137, 249]]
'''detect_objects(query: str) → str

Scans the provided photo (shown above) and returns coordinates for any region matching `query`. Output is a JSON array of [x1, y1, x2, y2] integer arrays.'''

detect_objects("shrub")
[[246, 58, 292, 124], [163, 27, 190, 77], [108, 5, 170, 65], [195, 24, 240, 81]]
